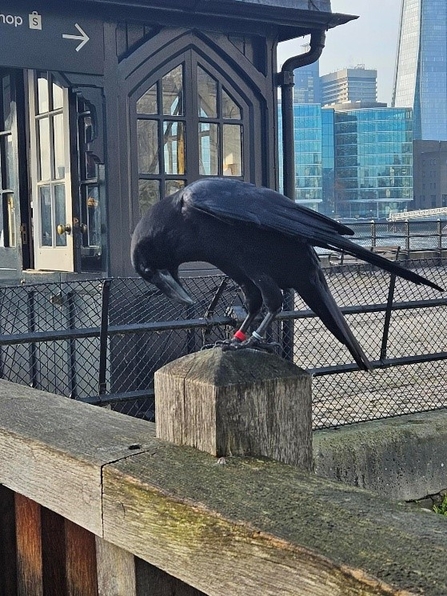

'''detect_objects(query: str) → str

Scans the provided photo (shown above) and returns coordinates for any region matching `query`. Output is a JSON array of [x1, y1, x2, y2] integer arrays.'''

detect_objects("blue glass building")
[[279, 104, 323, 211], [334, 108, 413, 219], [293, 60, 321, 104], [393, 0, 447, 141], [279, 105, 413, 219]]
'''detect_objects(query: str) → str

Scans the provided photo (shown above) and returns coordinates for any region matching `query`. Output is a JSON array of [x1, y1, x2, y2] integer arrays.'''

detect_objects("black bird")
[[131, 177, 444, 370]]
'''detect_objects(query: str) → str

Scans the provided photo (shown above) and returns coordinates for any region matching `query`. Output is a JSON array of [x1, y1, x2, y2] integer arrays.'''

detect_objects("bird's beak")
[[152, 270, 195, 306]]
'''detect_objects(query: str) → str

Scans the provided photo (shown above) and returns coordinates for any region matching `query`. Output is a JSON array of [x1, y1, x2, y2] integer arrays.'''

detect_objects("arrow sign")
[[62, 23, 89, 52]]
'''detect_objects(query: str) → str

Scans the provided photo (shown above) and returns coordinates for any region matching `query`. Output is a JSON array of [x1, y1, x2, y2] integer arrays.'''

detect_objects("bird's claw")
[[201, 338, 240, 351], [202, 336, 280, 354]]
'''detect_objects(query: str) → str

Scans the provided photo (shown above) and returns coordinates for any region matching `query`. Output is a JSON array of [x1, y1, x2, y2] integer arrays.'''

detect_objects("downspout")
[[277, 29, 326, 361], [278, 29, 326, 200]]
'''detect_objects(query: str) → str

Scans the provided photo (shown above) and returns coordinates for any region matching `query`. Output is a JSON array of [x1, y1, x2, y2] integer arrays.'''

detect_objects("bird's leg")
[[251, 310, 280, 340], [237, 309, 281, 352], [201, 312, 257, 351], [231, 312, 257, 342]]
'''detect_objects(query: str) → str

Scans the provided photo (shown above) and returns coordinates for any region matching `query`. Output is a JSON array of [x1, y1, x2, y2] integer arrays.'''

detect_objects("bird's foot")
[[202, 336, 280, 354], [232, 336, 280, 354], [201, 337, 241, 351]]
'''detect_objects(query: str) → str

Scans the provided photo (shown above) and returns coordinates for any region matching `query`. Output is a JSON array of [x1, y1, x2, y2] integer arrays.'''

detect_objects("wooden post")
[[15, 494, 43, 596], [95, 538, 137, 596], [155, 348, 312, 471], [65, 520, 98, 596]]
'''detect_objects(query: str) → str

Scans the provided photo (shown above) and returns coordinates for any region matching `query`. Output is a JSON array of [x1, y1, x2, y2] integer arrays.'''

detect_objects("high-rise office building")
[[293, 60, 322, 104], [393, 0, 447, 140], [333, 107, 413, 219], [278, 104, 413, 219], [320, 66, 378, 106]]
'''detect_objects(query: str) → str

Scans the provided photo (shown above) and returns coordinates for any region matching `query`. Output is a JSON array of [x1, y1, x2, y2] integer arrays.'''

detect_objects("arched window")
[[134, 53, 246, 216]]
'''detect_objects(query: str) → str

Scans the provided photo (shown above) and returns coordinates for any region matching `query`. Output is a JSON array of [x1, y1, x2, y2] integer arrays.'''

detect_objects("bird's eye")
[[136, 262, 154, 280]]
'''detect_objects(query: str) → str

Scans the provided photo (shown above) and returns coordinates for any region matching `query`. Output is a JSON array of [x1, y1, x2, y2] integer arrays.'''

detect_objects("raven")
[[131, 177, 444, 370]]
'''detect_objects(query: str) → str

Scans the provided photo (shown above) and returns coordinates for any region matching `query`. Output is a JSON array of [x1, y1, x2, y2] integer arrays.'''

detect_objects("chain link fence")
[[0, 255, 446, 429]]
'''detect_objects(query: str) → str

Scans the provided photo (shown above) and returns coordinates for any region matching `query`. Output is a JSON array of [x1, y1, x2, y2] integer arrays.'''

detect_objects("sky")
[[277, 0, 403, 105]]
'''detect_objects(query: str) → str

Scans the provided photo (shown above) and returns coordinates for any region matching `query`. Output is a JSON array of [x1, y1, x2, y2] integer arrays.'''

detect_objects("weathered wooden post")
[[155, 348, 312, 471]]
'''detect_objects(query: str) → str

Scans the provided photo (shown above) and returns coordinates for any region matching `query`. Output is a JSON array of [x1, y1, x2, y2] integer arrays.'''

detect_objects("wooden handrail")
[[0, 379, 447, 595]]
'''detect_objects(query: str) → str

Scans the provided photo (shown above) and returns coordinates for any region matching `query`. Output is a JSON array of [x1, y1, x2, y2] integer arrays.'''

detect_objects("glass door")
[[29, 71, 74, 271], [0, 70, 22, 277]]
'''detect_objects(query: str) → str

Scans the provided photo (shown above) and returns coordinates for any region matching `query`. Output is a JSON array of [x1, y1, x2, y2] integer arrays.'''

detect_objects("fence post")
[[405, 220, 410, 253], [95, 538, 137, 596], [370, 219, 376, 247], [98, 280, 111, 396], [154, 348, 312, 471]]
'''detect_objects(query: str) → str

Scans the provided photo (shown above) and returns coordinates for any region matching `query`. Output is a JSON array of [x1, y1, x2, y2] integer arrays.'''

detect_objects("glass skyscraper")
[[334, 108, 413, 219], [393, 0, 447, 140], [278, 104, 323, 211], [278, 104, 413, 219]]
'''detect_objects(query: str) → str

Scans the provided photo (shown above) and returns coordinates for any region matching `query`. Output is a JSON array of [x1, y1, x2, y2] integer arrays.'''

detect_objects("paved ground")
[[291, 265, 447, 429]]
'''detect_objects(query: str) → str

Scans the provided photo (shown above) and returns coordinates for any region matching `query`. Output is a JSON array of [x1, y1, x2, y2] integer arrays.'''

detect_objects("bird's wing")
[[182, 178, 354, 249], [181, 178, 444, 292]]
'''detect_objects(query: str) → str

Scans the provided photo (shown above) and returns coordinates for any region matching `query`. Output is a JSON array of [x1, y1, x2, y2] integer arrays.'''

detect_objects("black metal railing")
[[0, 256, 446, 428]]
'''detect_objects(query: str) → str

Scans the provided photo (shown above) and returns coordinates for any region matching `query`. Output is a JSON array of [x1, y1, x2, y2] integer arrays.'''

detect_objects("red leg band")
[[233, 330, 247, 342]]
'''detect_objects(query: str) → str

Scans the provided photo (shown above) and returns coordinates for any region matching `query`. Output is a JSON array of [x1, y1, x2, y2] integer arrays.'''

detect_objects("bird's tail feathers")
[[297, 279, 371, 371], [327, 238, 444, 293]]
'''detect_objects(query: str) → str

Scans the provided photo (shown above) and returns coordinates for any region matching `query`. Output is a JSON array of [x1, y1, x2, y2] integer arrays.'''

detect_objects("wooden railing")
[[1, 348, 447, 595]]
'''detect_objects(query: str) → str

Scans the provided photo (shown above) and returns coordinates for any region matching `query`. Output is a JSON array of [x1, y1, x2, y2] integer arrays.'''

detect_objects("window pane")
[[37, 74, 49, 114], [39, 185, 52, 246], [197, 66, 217, 118], [3, 134, 14, 189], [139, 179, 159, 216], [163, 121, 185, 175], [52, 79, 64, 110], [2, 75, 11, 130], [55, 185, 67, 246], [137, 119, 159, 174], [165, 180, 185, 197], [87, 185, 101, 247], [162, 66, 183, 116], [199, 123, 218, 175], [223, 124, 242, 176], [137, 84, 158, 115], [222, 89, 241, 119], [38, 118, 51, 181], [6, 194, 15, 247], [53, 113, 65, 179]]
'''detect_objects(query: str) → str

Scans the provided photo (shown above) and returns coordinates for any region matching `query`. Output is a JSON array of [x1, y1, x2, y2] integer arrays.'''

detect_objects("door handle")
[[56, 223, 72, 235]]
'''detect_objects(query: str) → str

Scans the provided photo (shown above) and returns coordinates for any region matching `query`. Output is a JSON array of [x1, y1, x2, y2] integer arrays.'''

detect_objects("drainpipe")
[[277, 29, 326, 362], [278, 29, 326, 200]]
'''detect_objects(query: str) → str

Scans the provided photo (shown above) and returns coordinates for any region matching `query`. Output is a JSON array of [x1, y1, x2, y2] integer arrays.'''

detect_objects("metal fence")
[[0, 255, 446, 429], [335, 218, 447, 252]]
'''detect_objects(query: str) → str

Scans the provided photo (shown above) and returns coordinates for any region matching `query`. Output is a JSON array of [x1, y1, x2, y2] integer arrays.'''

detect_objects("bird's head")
[[131, 195, 195, 306], [131, 241, 195, 307]]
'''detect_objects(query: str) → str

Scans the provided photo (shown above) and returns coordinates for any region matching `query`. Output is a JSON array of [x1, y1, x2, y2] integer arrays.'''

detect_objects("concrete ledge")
[[314, 410, 447, 500]]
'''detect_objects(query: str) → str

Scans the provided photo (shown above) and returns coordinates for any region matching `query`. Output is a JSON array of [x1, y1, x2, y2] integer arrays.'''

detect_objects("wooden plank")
[[0, 379, 156, 535], [0, 485, 17, 596], [155, 348, 312, 470], [65, 520, 98, 596], [15, 493, 43, 596], [41, 507, 67, 596], [2, 379, 447, 595], [102, 446, 447, 596], [96, 538, 137, 596]]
